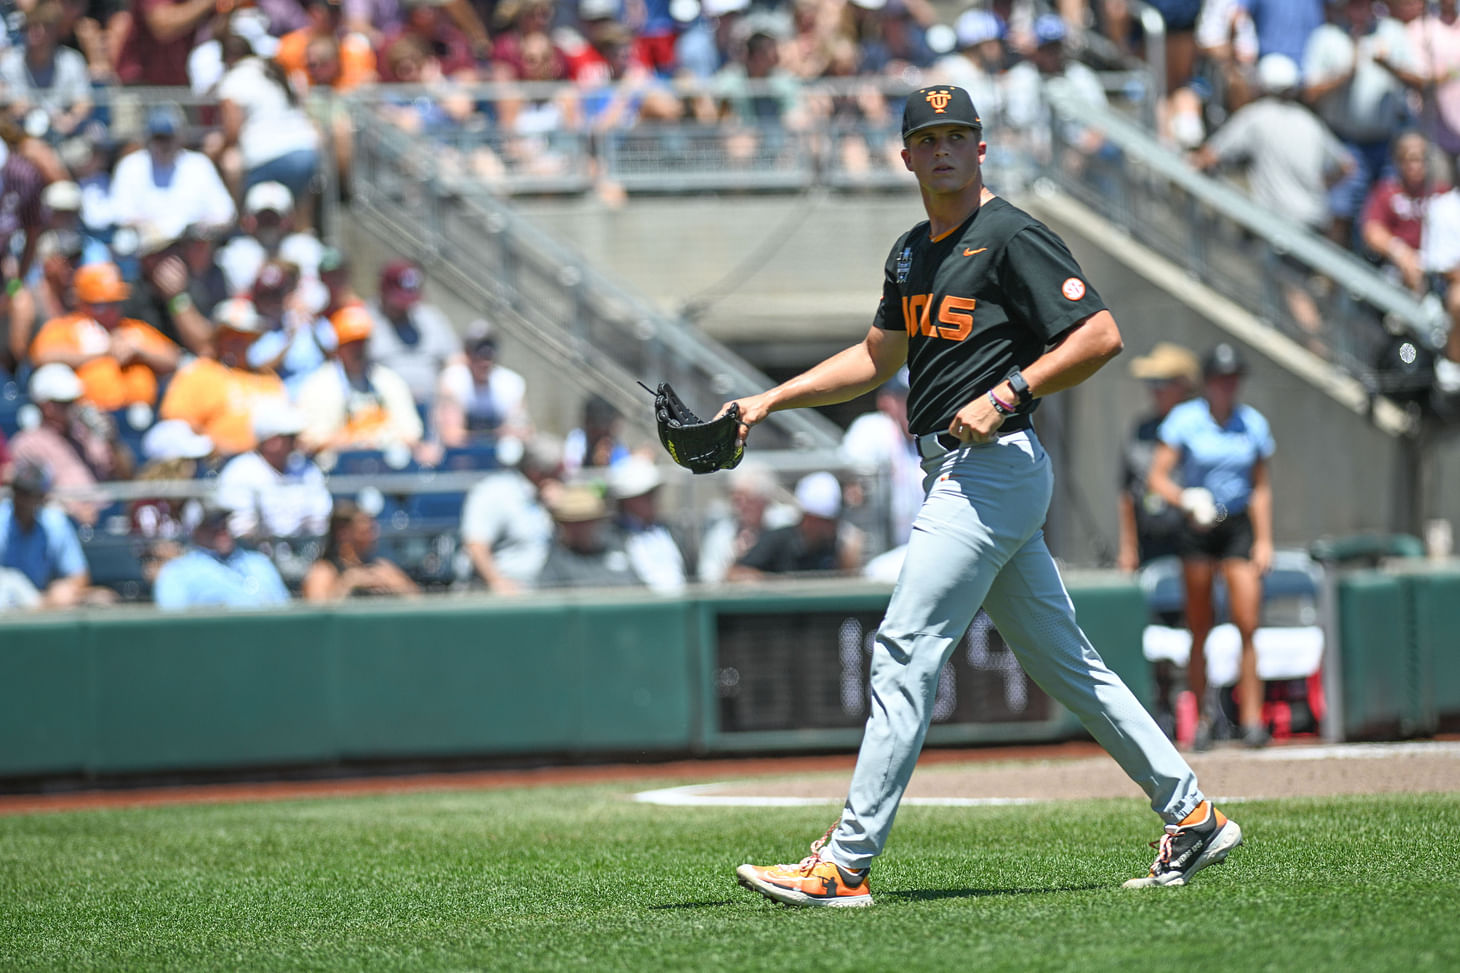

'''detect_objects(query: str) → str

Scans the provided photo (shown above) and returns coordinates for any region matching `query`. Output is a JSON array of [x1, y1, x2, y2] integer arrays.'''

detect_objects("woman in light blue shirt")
[[1148, 343, 1275, 751]]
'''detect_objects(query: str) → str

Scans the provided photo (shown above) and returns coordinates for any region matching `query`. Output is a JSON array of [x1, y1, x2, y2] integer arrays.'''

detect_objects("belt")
[[914, 414, 1032, 460]]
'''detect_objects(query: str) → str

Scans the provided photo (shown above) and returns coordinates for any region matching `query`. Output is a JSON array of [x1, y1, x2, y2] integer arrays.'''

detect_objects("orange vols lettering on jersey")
[[902, 294, 977, 341], [936, 296, 976, 340], [902, 294, 928, 336]]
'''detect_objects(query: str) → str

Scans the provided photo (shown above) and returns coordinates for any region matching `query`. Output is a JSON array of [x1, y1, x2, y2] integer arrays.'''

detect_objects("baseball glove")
[[644, 381, 745, 475]]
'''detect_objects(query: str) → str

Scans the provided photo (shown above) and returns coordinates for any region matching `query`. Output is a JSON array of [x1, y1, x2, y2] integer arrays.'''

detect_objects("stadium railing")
[[1040, 79, 1452, 413]]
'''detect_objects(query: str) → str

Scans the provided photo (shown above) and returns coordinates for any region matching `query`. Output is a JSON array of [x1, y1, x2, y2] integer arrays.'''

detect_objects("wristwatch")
[[1007, 368, 1034, 407]]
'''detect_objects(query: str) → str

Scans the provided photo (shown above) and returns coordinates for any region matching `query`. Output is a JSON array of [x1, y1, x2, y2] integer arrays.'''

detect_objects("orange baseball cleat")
[[735, 826, 873, 908]]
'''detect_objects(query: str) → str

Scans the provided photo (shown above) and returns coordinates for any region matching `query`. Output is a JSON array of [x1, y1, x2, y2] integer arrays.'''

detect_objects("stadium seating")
[[438, 443, 499, 472], [374, 522, 460, 591], [79, 532, 151, 602]]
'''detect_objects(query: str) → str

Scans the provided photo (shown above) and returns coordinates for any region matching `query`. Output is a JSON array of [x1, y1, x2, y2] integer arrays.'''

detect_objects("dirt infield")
[[684, 741, 1460, 804], [3, 740, 1456, 816]]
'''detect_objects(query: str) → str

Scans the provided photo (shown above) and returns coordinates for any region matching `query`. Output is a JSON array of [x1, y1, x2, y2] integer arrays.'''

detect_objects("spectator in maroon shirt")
[[0, 117, 48, 282], [377, 0, 479, 81], [115, 0, 216, 86], [1361, 131, 1451, 294], [488, 0, 558, 81]]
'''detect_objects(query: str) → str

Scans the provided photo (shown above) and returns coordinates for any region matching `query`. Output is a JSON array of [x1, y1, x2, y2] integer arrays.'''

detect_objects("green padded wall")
[[0, 617, 88, 776], [1402, 569, 1460, 731], [0, 579, 1250, 779], [1335, 574, 1409, 739]]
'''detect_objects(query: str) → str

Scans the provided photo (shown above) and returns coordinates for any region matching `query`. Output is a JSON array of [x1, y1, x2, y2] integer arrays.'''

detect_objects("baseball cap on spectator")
[[1033, 13, 1067, 47], [795, 472, 841, 519], [607, 455, 664, 500], [73, 262, 130, 303], [194, 500, 233, 530], [135, 222, 179, 258], [1202, 342, 1247, 379], [146, 103, 184, 138], [902, 85, 982, 140], [955, 10, 1004, 48], [379, 259, 424, 306], [142, 419, 214, 462], [579, 0, 617, 19], [520, 434, 564, 475], [1129, 342, 1200, 385], [42, 180, 82, 212], [38, 228, 84, 262], [182, 221, 225, 244], [10, 462, 52, 496], [549, 484, 608, 523], [29, 362, 84, 403], [332, 304, 374, 344], [229, 6, 279, 57], [214, 297, 264, 334], [701, 0, 749, 16], [1256, 53, 1300, 95], [251, 398, 307, 442], [245, 181, 294, 216], [464, 319, 497, 357]]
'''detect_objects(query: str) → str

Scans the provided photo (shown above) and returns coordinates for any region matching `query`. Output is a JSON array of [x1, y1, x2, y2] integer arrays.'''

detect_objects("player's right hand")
[[717, 394, 770, 446]]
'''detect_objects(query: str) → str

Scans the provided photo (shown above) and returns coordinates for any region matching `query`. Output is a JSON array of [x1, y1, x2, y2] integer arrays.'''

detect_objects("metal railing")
[[344, 91, 847, 453], [1041, 79, 1451, 404], [341, 76, 1451, 419]]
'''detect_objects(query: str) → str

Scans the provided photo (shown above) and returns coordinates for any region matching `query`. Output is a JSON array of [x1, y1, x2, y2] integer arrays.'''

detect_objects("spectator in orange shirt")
[[27, 262, 180, 411], [159, 297, 288, 457], [276, 0, 379, 92]]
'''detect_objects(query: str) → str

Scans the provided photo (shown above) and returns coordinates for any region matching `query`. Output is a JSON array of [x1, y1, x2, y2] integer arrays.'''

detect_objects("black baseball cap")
[[11, 463, 51, 496], [1202, 342, 1247, 378], [902, 85, 982, 141]]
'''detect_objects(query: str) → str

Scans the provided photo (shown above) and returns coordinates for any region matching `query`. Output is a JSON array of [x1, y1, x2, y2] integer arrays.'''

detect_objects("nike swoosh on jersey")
[[963, 248, 987, 256]]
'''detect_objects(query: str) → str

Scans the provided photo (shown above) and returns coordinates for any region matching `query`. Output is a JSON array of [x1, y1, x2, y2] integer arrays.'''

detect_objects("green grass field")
[[2, 781, 1456, 972]]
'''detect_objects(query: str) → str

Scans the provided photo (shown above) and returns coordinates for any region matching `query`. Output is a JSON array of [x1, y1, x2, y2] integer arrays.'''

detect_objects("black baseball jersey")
[[871, 196, 1108, 436]]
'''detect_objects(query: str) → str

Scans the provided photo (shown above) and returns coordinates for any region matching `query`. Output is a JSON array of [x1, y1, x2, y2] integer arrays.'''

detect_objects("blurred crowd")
[[2, 0, 1460, 612], [1, 0, 1061, 614], [1148, 0, 1460, 382], [0, 359, 912, 610]]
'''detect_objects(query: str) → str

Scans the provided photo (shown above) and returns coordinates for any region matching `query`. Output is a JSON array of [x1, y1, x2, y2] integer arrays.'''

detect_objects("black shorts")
[[1147, 0, 1202, 32], [1179, 510, 1254, 561]]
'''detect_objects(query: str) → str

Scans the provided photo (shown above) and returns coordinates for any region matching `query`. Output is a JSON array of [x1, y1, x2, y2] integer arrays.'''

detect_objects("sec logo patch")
[[1061, 277, 1086, 301]]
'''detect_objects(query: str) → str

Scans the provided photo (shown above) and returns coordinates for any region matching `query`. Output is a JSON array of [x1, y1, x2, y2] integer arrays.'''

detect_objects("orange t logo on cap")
[[926, 89, 953, 113]]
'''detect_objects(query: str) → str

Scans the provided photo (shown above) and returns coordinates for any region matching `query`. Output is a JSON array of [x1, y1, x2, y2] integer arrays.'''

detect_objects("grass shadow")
[[654, 882, 1107, 910], [884, 882, 1107, 902]]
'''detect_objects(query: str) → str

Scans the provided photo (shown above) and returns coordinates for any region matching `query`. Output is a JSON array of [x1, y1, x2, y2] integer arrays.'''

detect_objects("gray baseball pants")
[[826, 428, 1204, 871]]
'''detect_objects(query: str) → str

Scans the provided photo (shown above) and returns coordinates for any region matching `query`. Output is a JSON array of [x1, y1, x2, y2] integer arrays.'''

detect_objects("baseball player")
[[727, 85, 1241, 907]]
